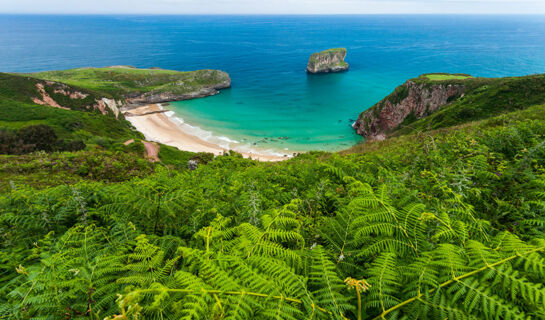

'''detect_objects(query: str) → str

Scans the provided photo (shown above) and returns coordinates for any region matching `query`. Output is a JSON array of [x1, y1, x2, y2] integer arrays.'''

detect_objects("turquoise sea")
[[2, 15, 545, 154]]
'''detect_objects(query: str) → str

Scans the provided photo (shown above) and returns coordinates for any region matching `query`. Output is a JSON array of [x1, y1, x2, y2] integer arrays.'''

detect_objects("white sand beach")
[[125, 104, 289, 162]]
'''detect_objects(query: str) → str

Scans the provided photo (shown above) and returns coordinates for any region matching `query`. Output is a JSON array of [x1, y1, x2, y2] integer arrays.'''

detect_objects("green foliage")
[[2, 75, 545, 319], [158, 144, 214, 170], [6, 224, 130, 319], [101, 168, 197, 236], [0, 148, 154, 191], [1, 124, 86, 155], [0, 95, 139, 150]]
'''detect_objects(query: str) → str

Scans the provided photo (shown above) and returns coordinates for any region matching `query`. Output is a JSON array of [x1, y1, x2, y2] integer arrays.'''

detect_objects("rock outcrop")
[[121, 70, 231, 109], [306, 48, 349, 74], [123, 77, 231, 107], [353, 79, 466, 140], [95, 98, 123, 118]]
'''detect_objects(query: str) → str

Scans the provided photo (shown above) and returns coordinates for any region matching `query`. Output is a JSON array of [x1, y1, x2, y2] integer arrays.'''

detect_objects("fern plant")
[[106, 201, 354, 320], [101, 169, 198, 236], [7, 224, 128, 319]]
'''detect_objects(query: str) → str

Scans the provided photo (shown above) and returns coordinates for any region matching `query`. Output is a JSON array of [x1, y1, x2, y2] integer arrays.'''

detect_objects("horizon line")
[[2, 13, 545, 16]]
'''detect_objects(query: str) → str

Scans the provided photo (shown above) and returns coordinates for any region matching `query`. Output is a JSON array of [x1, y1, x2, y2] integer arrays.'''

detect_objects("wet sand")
[[125, 104, 288, 162]]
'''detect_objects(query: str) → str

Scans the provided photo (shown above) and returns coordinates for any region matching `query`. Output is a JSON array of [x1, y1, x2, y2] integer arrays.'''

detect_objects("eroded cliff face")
[[307, 48, 349, 74], [353, 80, 465, 140], [31, 81, 123, 118]]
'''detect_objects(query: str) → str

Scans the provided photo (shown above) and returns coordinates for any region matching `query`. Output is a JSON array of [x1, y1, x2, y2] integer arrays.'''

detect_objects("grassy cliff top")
[[311, 47, 347, 54], [309, 48, 347, 60], [26, 66, 230, 99], [422, 73, 473, 81]]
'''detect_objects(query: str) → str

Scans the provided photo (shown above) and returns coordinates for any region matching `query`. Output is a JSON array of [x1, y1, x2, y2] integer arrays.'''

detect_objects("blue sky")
[[2, 0, 545, 14]]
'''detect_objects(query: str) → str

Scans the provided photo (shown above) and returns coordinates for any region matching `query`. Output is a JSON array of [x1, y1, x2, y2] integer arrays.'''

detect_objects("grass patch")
[[425, 74, 473, 81]]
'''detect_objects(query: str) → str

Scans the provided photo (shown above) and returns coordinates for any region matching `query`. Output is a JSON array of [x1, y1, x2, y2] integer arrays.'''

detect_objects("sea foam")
[[162, 108, 292, 158]]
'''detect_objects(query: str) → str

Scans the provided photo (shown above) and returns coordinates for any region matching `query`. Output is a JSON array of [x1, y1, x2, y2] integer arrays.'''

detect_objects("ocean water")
[[2, 15, 545, 154]]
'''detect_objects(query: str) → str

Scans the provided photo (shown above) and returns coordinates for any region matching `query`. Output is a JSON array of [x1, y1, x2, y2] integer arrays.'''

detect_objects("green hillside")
[[1, 72, 545, 319], [397, 74, 545, 136], [29, 66, 231, 99], [0, 73, 140, 153]]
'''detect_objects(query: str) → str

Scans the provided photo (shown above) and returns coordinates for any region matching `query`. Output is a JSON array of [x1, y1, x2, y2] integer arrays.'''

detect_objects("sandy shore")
[[125, 104, 288, 162]]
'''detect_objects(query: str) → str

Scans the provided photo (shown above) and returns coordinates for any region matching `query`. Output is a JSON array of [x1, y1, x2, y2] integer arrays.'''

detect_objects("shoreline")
[[125, 104, 291, 162]]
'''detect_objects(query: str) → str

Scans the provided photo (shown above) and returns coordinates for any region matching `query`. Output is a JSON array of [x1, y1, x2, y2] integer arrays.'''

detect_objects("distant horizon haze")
[[1, 0, 545, 15]]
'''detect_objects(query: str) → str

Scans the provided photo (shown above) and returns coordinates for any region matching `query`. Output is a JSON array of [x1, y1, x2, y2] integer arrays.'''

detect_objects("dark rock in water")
[[307, 48, 349, 74], [187, 159, 198, 171]]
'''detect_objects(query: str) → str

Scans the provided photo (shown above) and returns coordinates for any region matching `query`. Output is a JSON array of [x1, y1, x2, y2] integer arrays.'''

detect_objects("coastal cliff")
[[307, 48, 349, 74], [353, 74, 468, 140], [28, 67, 231, 111], [122, 69, 231, 107]]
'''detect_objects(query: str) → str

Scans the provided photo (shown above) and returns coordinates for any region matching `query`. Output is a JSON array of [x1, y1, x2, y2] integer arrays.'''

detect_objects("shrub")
[[61, 139, 86, 152], [17, 124, 59, 152]]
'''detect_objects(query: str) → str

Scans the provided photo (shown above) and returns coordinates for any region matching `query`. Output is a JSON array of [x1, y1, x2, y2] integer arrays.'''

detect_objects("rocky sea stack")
[[306, 48, 349, 74]]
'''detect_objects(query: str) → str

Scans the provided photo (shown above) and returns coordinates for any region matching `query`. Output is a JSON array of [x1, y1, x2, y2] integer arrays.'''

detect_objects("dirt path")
[[142, 140, 160, 162]]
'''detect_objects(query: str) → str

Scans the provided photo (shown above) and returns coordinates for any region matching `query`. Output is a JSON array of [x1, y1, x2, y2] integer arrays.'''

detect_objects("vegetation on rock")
[[307, 48, 350, 74], [29, 66, 231, 101]]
